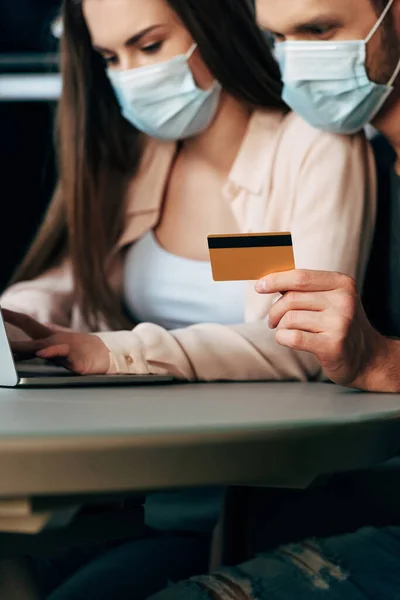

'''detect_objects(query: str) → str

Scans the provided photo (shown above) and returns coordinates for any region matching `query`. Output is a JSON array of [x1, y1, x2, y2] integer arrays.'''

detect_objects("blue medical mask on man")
[[275, 0, 400, 134], [107, 44, 222, 141]]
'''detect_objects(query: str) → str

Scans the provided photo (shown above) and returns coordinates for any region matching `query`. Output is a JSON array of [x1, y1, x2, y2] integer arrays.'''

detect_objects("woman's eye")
[[103, 56, 118, 66], [272, 33, 285, 43], [141, 41, 163, 54]]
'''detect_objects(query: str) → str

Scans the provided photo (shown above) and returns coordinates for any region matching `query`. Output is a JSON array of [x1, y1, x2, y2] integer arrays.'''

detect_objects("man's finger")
[[277, 310, 327, 334], [268, 292, 328, 329], [256, 270, 349, 295], [275, 329, 323, 355], [2, 310, 53, 340]]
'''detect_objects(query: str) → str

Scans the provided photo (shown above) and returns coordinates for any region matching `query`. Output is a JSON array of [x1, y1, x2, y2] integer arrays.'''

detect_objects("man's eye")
[[306, 23, 338, 38], [141, 41, 163, 54], [310, 26, 329, 35]]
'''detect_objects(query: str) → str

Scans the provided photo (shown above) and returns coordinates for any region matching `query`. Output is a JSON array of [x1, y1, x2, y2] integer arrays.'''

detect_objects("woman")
[[2, 0, 375, 382], [1, 0, 375, 597]]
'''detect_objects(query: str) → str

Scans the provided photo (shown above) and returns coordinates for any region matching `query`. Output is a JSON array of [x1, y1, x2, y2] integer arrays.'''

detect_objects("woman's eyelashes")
[[140, 40, 163, 55], [99, 40, 164, 68], [102, 55, 118, 67]]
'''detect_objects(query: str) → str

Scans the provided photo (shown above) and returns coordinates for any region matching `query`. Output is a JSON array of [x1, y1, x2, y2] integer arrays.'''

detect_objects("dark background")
[[0, 0, 60, 290]]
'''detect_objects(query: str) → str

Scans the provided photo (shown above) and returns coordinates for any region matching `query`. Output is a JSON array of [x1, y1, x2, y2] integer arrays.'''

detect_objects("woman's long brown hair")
[[13, 0, 286, 331]]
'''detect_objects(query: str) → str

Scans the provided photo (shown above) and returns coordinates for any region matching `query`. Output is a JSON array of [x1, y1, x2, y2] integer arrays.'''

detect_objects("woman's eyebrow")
[[93, 24, 164, 54]]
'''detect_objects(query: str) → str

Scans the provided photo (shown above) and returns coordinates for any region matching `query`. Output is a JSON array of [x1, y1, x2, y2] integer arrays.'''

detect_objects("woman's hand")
[[3, 310, 110, 375]]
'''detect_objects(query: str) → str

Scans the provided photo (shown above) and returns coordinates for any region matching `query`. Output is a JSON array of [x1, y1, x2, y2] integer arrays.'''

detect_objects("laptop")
[[0, 308, 174, 388]]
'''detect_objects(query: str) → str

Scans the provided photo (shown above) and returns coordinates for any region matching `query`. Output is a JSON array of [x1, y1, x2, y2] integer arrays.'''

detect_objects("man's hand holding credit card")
[[208, 232, 295, 281]]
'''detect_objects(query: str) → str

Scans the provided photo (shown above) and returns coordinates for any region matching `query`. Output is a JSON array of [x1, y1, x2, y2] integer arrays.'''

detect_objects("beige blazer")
[[1, 110, 377, 381]]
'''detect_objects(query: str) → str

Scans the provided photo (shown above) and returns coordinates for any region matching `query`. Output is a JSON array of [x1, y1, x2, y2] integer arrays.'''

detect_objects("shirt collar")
[[119, 110, 285, 249]]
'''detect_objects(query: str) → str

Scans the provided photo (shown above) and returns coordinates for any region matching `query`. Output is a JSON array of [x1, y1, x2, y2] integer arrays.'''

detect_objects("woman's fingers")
[[44, 323, 73, 333], [12, 338, 72, 371], [11, 339, 49, 362], [37, 346, 88, 375], [10, 339, 49, 355], [37, 344, 70, 360], [2, 310, 53, 340]]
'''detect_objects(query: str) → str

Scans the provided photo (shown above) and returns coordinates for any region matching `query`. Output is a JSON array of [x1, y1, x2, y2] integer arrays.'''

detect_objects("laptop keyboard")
[[17, 363, 76, 378], [18, 370, 76, 378]]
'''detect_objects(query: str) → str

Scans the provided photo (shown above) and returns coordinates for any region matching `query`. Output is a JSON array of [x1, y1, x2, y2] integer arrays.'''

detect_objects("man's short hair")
[[371, 0, 389, 14]]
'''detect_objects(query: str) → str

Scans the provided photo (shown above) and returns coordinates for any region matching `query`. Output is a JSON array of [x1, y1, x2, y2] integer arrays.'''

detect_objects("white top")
[[123, 231, 246, 329]]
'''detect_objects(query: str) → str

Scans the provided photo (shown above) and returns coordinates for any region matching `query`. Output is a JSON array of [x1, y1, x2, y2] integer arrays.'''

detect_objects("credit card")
[[208, 232, 295, 281]]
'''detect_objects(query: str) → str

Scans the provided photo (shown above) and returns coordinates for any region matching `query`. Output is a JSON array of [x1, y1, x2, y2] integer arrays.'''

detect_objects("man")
[[255, 0, 400, 393], [145, 2, 400, 598]]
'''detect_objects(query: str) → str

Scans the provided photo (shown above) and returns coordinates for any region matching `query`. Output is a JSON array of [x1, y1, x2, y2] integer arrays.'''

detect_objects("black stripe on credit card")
[[208, 234, 292, 250]]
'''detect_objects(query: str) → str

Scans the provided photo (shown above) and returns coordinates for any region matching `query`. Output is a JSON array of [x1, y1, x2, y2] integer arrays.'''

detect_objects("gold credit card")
[[208, 232, 295, 281]]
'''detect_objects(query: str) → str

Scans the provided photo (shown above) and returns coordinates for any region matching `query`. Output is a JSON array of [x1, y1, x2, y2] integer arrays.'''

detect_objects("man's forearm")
[[355, 337, 400, 393]]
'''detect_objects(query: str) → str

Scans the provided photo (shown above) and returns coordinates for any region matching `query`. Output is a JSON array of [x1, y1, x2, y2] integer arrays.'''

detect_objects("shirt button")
[[125, 355, 134, 365]]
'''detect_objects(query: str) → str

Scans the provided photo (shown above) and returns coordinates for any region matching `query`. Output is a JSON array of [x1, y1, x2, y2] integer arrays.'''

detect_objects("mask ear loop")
[[388, 56, 400, 86], [365, 0, 395, 43], [186, 43, 198, 59], [185, 42, 221, 94]]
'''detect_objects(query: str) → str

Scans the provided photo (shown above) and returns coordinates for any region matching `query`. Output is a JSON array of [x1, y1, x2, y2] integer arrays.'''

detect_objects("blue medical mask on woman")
[[107, 44, 222, 141], [275, 0, 400, 134]]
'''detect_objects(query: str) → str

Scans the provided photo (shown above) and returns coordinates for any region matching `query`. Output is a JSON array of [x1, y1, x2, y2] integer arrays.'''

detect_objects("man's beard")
[[369, 21, 399, 84]]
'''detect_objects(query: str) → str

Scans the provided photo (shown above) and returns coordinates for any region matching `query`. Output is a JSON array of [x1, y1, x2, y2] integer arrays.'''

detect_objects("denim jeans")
[[149, 526, 400, 600]]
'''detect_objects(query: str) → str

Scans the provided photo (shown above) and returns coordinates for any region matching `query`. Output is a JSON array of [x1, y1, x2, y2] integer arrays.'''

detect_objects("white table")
[[1, 382, 400, 498]]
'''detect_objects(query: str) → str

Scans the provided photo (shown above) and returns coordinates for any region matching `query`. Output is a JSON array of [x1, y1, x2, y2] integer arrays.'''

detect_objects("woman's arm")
[[1, 260, 74, 327]]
